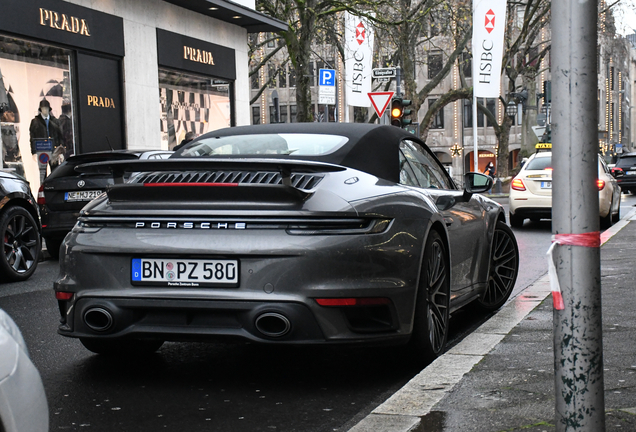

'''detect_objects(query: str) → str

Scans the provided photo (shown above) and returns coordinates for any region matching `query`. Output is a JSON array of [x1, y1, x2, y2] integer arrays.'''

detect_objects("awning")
[[164, 0, 287, 33]]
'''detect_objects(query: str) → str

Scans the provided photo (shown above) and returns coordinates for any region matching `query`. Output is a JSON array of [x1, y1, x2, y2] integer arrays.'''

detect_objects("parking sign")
[[319, 69, 336, 86]]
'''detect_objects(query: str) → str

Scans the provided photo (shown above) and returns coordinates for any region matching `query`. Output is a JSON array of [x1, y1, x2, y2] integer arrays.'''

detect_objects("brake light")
[[597, 179, 605, 190], [55, 292, 73, 300], [511, 178, 526, 191], [545, 168, 553, 172], [611, 167, 623, 175], [315, 298, 391, 307], [37, 184, 45, 205]]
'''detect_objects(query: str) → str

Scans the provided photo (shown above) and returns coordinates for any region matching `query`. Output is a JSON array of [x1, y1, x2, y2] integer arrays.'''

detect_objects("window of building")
[[290, 105, 297, 122], [268, 64, 277, 88], [428, 52, 443, 79], [461, 52, 471, 78], [289, 68, 297, 88], [610, 67, 614, 90], [159, 69, 231, 150], [486, 98, 497, 127], [252, 106, 260, 125], [266, 33, 276, 48], [280, 105, 288, 123], [429, 99, 444, 129], [463, 99, 472, 128], [0, 35, 76, 183], [354, 106, 368, 123], [251, 71, 259, 90], [279, 66, 287, 88]]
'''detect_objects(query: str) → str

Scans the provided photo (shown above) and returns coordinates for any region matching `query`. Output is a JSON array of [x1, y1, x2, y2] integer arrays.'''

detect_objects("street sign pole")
[[552, 0, 605, 429]]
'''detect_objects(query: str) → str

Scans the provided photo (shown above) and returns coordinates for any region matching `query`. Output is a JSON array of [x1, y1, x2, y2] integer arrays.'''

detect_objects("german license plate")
[[131, 258, 239, 287], [65, 190, 103, 202], [540, 181, 552, 189], [627, 171, 636, 175]]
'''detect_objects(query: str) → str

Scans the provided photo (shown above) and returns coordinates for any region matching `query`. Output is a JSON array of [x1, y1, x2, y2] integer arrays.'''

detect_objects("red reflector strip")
[[55, 292, 73, 300], [315, 298, 391, 307], [144, 182, 239, 187]]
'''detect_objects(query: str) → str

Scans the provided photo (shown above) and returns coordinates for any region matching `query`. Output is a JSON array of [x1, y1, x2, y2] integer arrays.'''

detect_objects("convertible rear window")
[[525, 156, 552, 170], [174, 134, 349, 157]]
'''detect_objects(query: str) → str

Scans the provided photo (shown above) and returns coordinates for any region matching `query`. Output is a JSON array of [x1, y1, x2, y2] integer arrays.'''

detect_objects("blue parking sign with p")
[[319, 69, 336, 86]]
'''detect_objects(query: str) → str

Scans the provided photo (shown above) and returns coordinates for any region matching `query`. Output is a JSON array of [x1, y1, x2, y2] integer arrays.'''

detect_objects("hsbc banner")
[[472, 0, 507, 98], [344, 12, 374, 107]]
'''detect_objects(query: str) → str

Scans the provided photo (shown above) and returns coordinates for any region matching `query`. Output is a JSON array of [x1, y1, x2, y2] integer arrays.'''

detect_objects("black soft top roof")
[[175, 123, 423, 183]]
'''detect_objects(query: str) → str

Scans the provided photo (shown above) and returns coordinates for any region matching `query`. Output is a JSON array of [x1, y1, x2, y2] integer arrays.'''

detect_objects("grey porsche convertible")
[[54, 123, 518, 362]]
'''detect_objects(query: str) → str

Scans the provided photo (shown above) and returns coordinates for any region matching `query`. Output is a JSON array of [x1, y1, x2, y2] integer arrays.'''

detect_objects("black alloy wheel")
[[80, 338, 164, 355], [1, 206, 41, 282], [410, 230, 450, 364], [476, 221, 519, 311]]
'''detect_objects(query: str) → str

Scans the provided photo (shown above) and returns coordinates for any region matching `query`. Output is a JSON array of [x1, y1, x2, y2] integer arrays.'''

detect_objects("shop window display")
[[159, 69, 231, 150], [0, 36, 75, 191]]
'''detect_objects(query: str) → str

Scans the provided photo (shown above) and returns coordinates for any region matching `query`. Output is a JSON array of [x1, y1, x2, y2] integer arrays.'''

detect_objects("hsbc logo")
[[355, 22, 365, 45], [485, 9, 495, 34]]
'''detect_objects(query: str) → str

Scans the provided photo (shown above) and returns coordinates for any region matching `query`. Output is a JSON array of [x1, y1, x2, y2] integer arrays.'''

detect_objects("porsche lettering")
[[134, 222, 247, 229]]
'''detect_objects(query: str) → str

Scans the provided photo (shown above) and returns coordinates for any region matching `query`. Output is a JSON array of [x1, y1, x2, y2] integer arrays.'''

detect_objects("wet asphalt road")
[[2, 194, 635, 432]]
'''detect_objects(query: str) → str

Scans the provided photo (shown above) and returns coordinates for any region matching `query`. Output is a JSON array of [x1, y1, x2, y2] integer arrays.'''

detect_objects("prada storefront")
[[0, 0, 285, 192]]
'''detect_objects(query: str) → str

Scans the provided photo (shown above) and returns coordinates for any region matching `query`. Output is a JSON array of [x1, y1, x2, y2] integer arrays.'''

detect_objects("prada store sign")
[[157, 29, 236, 80], [0, 0, 124, 57], [39, 8, 91, 37]]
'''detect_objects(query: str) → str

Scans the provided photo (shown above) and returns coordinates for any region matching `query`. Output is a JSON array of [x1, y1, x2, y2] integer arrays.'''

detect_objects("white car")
[[509, 150, 621, 228], [0, 309, 48, 432]]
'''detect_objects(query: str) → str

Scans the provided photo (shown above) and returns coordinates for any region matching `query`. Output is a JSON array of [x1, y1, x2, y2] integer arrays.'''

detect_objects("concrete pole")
[[551, 0, 605, 430]]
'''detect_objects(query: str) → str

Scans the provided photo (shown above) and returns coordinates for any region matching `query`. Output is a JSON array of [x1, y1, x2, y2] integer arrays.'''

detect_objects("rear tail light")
[[315, 298, 391, 307], [37, 185, 45, 205], [511, 178, 526, 191], [597, 179, 605, 191], [55, 292, 73, 300]]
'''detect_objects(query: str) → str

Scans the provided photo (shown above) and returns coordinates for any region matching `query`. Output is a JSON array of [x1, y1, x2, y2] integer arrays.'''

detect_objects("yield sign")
[[368, 92, 394, 117]]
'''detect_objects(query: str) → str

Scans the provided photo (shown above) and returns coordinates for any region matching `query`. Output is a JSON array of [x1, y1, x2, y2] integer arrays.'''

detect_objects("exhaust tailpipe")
[[254, 313, 291, 337], [84, 307, 113, 332]]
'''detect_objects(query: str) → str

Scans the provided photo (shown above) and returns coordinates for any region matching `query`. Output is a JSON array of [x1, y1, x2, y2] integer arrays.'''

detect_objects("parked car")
[[610, 152, 636, 194], [509, 149, 621, 228], [0, 308, 48, 432], [38, 150, 173, 259], [0, 169, 41, 282], [54, 124, 519, 363]]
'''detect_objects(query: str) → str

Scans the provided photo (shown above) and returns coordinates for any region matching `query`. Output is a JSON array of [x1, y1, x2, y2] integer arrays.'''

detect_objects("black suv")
[[0, 170, 41, 281], [38, 150, 172, 258], [611, 152, 636, 194]]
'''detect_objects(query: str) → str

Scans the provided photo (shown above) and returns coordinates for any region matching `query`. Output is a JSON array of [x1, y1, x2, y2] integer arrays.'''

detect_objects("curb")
[[347, 212, 635, 432]]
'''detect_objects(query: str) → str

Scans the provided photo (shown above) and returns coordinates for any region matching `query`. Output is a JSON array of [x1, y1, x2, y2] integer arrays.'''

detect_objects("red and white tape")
[[546, 231, 600, 310]]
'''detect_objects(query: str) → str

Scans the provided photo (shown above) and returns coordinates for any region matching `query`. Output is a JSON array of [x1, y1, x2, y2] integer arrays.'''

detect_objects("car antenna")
[[105, 136, 114, 151]]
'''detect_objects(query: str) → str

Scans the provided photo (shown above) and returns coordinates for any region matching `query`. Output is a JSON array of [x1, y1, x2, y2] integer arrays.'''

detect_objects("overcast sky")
[[615, 1, 636, 36]]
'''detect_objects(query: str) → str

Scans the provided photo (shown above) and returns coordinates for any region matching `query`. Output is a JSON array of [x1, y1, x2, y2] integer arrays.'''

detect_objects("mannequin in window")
[[29, 98, 62, 157]]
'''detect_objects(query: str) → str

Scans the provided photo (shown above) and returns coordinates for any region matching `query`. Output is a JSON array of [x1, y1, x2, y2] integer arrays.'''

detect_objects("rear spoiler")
[[75, 158, 346, 185]]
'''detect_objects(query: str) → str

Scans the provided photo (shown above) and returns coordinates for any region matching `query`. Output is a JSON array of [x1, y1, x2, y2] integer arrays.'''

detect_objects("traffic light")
[[542, 80, 551, 103], [390, 98, 413, 127]]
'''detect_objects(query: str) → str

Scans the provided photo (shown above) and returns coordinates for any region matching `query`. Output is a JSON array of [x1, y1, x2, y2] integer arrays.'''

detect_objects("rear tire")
[[45, 237, 63, 260], [475, 221, 519, 311], [409, 231, 450, 364], [0, 206, 41, 282], [600, 198, 614, 229], [612, 202, 621, 223], [509, 212, 524, 228], [80, 338, 164, 355]]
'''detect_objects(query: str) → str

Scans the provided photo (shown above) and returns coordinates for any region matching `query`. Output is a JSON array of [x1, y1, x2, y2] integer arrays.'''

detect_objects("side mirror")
[[464, 172, 493, 194]]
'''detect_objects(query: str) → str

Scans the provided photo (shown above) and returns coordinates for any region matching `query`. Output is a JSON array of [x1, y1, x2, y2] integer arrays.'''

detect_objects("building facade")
[[0, 0, 284, 192]]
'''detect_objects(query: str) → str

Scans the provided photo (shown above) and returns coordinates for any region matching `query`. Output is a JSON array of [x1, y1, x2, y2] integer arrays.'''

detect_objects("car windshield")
[[174, 134, 349, 157], [616, 156, 636, 168], [525, 156, 552, 170]]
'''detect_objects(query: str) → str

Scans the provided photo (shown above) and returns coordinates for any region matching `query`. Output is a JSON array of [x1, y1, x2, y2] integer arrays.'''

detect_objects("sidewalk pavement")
[[349, 214, 636, 432]]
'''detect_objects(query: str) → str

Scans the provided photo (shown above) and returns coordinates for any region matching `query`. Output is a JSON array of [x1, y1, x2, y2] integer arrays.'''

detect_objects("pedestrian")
[[173, 131, 195, 151], [483, 162, 495, 178]]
